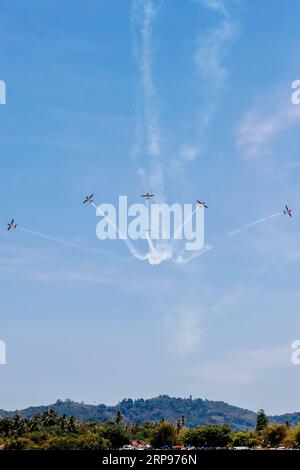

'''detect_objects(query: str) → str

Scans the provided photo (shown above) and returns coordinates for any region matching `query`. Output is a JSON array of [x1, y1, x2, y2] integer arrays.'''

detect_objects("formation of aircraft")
[[283, 205, 292, 217], [4, 196, 293, 239], [7, 219, 17, 231], [83, 194, 94, 204], [83, 194, 295, 223], [197, 200, 208, 209], [141, 193, 154, 200]]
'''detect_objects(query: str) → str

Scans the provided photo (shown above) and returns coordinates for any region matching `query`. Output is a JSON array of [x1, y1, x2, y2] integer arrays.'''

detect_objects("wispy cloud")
[[0, 239, 116, 287], [244, 222, 300, 268], [179, 144, 202, 162], [237, 97, 300, 158], [182, 345, 290, 387], [163, 309, 202, 356], [17, 269, 113, 287], [0, 252, 114, 287]]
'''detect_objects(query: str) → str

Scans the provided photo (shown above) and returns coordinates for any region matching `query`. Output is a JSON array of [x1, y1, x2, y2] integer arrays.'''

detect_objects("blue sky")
[[1, 0, 300, 415]]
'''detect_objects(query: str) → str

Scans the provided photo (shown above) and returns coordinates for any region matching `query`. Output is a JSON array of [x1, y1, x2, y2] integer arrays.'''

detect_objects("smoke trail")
[[91, 202, 147, 261], [170, 206, 200, 262], [144, 204, 173, 264], [145, 230, 156, 253], [194, 0, 238, 115], [131, 0, 208, 264], [226, 228, 241, 237], [145, 199, 157, 253], [174, 244, 212, 264], [18, 227, 78, 249], [131, 0, 165, 196], [130, 0, 174, 265], [226, 212, 282, 238], [269, 212, 282, 219], [139, 0, 161, 160], [244, 218, 267, 229], [176, 211, 283, 264], [173, 206, 199, 242], [17, 226, 131, 262], [17, 210, 285, 267]]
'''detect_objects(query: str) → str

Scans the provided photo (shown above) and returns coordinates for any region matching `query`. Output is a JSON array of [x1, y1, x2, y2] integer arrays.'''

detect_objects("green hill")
[[0, 395, 298, 430]]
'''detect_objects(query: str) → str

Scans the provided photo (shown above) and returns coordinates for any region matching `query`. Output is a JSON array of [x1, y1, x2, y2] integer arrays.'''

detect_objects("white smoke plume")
[[131, 0, 165, 196], [226, 212, 282, 238]]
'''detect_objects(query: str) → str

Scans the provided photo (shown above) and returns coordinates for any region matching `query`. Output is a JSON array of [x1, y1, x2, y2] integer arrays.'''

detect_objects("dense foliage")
[[1, 408, 300, 450]]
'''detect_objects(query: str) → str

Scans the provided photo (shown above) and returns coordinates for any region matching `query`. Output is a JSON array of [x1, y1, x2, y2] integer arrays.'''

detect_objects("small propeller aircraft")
[[7, 219, 17, 231], [141, 193, 154, 200], [283, 205, 292, 217], [83, 194, 94, 204], [197, 200, 208, 209]]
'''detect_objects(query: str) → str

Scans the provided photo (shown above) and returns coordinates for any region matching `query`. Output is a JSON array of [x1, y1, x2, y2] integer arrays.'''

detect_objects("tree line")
[[0, 408, 300, 450]]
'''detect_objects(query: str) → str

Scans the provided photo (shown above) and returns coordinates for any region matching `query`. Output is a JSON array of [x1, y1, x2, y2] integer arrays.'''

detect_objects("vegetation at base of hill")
[[1, 409, 300, 450]]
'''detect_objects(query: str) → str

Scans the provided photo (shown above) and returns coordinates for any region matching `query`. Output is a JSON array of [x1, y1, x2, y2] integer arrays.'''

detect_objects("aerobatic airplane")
[[283, 205, 292, 217], [197, 200, 208, 209], [7, 219, 17, 231], [83, 194, 94, 204], [141, 193, 154, 200]]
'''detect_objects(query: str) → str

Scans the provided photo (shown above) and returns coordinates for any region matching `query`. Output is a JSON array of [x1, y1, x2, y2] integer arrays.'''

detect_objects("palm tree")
[[176, 415, 185, 435], [115, 411, 124, 425], [60, 414, 68, 431], [68, 416, 77, 433]]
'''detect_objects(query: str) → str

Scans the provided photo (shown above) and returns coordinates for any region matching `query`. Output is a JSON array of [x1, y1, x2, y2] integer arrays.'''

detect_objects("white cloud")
[[182, 346, 290, 386], [237, 100, 300, 158], [163, 309, 202, 356], [179, 144, 202, 162], [0, 244, 115, 287], [0, 259, 113, 287]]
